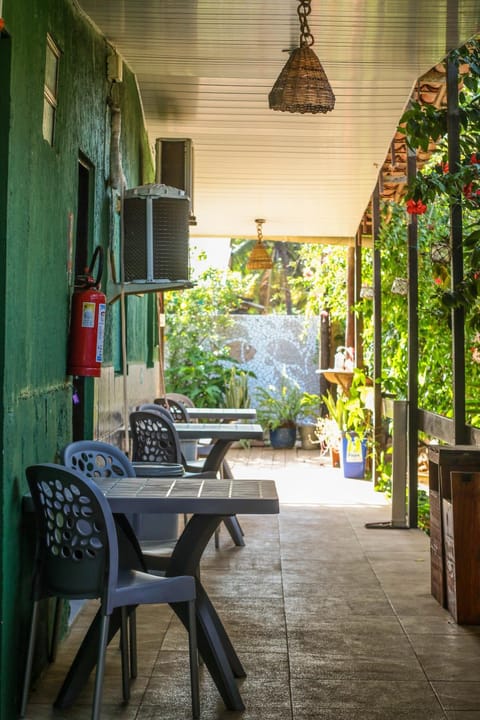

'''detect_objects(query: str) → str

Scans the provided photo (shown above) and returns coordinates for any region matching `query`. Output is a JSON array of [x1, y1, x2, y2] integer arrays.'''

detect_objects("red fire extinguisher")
[[67, 246, 106, 378]]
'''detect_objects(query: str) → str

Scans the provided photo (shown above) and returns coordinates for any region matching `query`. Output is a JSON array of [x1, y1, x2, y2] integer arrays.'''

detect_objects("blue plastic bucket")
[[341, 432, 367, 478]]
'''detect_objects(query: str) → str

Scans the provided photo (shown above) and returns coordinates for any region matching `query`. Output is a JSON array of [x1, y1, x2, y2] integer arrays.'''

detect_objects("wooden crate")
[[428, 445, 480, 612], [443, 472, 480, 624]]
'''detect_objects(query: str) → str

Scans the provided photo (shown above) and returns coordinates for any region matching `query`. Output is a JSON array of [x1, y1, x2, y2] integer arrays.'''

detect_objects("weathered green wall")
[[0, 0, 155, 715]]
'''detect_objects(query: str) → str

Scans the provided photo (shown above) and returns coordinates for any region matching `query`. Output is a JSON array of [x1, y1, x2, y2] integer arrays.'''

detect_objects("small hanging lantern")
[[391, 278, 409, 296], [360, 285, 374, 299], [246, 219, 273, 271], [430, 241, 451, 265], [269, 0, 335, 115]]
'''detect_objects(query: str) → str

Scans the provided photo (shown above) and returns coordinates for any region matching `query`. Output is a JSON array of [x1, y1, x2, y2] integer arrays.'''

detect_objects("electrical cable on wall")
[[107, 96, 130, 454]]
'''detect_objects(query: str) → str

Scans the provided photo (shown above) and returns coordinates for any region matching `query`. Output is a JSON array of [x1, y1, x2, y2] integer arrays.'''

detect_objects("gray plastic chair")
[[61, 441, 181, 569], [60, 440, 183, 681], [21, 463, 199, 720]]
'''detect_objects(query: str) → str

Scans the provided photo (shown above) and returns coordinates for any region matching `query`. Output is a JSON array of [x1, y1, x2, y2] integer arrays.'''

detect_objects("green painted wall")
[[0, 1, 154, 715]]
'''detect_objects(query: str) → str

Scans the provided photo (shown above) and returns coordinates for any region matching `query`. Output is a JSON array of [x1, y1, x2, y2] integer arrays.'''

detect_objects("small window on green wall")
[[43, 34, 60, 145]]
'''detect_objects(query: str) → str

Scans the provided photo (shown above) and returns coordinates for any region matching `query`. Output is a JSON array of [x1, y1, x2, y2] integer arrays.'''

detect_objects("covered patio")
[[3, 1, 480, 717], [22, 447, 480, 719]]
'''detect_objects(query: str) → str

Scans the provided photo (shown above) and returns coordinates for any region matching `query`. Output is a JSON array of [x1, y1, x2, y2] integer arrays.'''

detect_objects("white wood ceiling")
[[77, 0, 480, 243]]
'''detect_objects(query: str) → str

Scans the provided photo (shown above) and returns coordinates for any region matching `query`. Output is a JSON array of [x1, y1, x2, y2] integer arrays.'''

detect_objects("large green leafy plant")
[[164, 267, 249, 406]]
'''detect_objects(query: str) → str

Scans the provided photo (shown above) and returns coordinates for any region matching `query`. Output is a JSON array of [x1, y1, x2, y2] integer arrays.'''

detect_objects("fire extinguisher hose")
[[86, 246, 104, 288]]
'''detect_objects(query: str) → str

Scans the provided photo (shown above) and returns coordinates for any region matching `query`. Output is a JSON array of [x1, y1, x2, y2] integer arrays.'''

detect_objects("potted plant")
[[297, 392, 322, 450], [256, 379, 307, 449], [314, 415, 342, 466], [223, 366, 252, 408], [321, 368, 372, 477]]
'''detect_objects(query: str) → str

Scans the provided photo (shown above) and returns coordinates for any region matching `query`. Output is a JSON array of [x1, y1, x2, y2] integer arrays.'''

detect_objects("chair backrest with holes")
[[129, 411, 183, 464], [165, 392, 195, 408], [154, 397, 190, 423], [61, 441, 135, 480], [26, 463, 118, 602], [138, 403, 174, 421]]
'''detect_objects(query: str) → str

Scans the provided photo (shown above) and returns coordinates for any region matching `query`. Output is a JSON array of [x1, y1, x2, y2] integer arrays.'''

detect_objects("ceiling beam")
[[195, 234, 357, 246]]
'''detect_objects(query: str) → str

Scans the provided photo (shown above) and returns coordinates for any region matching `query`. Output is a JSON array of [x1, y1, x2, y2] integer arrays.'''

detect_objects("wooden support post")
[[372, 183, 382, 486], [354, 230, 364, 369], [447, 56, 467, 444], [345, 246, 355, 350], [407, 146, 419, 528]]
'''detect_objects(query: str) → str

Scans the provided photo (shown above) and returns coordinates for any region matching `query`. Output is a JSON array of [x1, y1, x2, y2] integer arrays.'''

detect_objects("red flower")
[[434, 277, 442, 285], [464, 183, 474, 199], [406, 199, 427, 215], [442, 161, 449, 174], [470, 153, 479, 165]]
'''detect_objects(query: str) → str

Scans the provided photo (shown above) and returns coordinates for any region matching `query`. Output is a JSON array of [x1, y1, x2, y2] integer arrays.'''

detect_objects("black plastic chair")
[[21, 463, 199, 720], [164, 392, 195, 409], [130, 410, 184, 464], [137, 402, 176, 420], [145, 396, 203, 473], [154, 396, 190, 423]]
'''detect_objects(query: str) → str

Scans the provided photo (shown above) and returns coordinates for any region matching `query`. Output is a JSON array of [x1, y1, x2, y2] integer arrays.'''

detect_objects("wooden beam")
[[205, 234, 359, 246]]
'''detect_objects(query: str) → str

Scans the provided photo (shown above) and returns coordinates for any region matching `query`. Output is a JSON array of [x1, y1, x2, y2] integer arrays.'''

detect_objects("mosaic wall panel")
[[221, 315, 320, 397]]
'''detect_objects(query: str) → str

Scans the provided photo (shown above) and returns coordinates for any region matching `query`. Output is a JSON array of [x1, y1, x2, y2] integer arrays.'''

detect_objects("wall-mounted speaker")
[[155, 138, 196, 225], [122, 184, 190, 283]]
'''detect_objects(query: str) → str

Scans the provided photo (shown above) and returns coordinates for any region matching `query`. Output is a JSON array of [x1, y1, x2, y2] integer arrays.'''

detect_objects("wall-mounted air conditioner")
[[155, 138, 196, 225], [122, 184, 190, 284]]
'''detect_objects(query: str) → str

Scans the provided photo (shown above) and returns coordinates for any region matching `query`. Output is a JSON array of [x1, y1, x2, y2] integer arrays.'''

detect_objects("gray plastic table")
[[175, 422, 263, 474], [52, 476, 279, 713], [175, 423, 264, 547], [186, 407, 257, 421]]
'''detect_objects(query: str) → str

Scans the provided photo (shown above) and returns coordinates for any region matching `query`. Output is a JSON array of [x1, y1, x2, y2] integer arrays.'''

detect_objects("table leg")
[[204, 446, 245, 547], [201, 439, 231, 475], [171, 585, 245, 711], [221, 460, 245, 545]]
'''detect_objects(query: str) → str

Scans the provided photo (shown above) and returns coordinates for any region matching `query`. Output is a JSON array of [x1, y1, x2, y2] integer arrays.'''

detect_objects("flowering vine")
[[397, 38, 480, 329], [406, 198, 427, 215]]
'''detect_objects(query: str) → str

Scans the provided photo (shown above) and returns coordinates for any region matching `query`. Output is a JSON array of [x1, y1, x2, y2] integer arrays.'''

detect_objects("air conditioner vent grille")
[[123, 189, 190, 283]]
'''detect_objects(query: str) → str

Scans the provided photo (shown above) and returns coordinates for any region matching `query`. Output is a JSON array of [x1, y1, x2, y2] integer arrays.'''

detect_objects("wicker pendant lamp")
[[269, 0, 335, 115], [246, 219, 273, 271]]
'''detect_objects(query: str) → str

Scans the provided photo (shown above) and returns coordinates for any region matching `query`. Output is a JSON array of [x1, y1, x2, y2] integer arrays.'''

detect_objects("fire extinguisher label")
[[81, 302, 96, 328], [96, 303, 106, 362]]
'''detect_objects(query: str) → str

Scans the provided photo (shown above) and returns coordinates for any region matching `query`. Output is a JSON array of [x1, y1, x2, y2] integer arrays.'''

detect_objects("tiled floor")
[[23, 446, 480, 719]]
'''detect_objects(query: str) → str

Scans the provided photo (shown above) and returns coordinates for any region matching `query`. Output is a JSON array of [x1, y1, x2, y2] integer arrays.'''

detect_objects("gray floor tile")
[[291, 678, 443, 711], [24, 448, 480, 720], [433, 682, 480, 710]]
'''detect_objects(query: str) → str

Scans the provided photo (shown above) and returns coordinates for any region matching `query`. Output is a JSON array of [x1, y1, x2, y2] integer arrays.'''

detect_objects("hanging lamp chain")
[[255, 218, 265, 243], [297, 0, 314, 47]]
